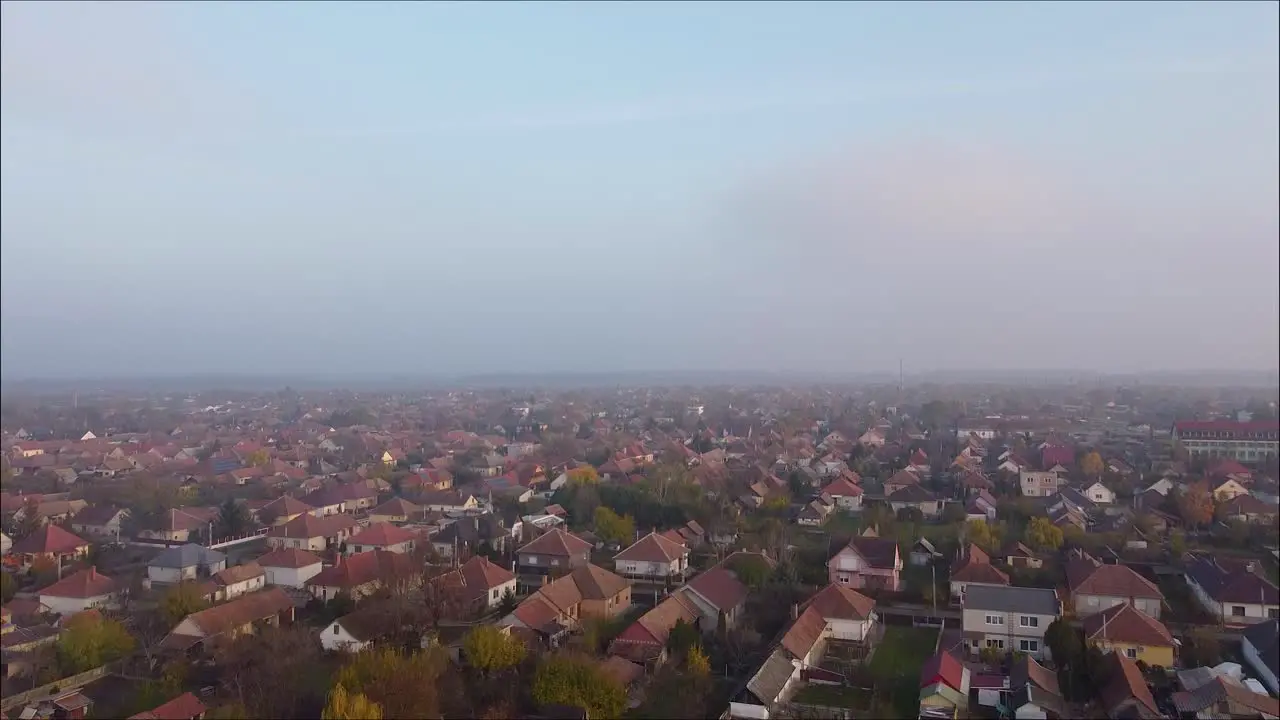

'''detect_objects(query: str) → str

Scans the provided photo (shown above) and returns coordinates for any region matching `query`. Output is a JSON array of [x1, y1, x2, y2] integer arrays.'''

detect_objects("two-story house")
[[612, 532, 689, 583], [949, 544, 1010, 601], [499, 564, 631, 646], [961, 584, 1060, 660], [1019, 470, 1065, 498], [827, 531, 902, 592], [1082, 603, 1177, 668], [1066, 551, 1164, 619], [516, 529, 592, 584]]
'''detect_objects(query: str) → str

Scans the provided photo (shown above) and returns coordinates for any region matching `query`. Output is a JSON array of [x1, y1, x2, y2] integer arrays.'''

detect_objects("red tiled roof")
[[307, 550, 417, 590], [1083, 603, 1174, 648], [39, 567, 117, 599], [1099, 652, 1158, 717], [267, 512, 359, 540], [920, 651, 965, 692], [804, 583, 875, 620], [459, 555, 515, 590], [518, 528, 592, 557], [347, 522, 418, 547], [176, 587, 293, 637], [255, 547, 324, 569], [781, 605, 828, 660], [128, 691, 208, 720], [1070, 563, 1163, 600], [823, 476, 863, 498], [614, 532, 685, 564], [685, 565, 748, 612], [10, 524, 89, 555]]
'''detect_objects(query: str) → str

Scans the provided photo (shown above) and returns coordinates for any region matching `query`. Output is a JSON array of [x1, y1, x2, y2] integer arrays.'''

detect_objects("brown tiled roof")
[[599, 656, 644, 687], [1083, 603, 1174, 648], [846, 536, 899, 570], [518, 528, 592, 557], [39, 567, 117, 599], [307, 550, 417, 590], [1099, 653, 1158, 717], [267, 512, 359, 540], [214, 562, 265, 587], [568, 564, 629, 600], [460, 555, 515, 590], [1010, 655, 1060, 696], [781, 605, 827, 660], [10, 524, 89, 555], [128, 691, 208, 720], [512, 595, 561, 632], [951, 553, 1010, 586], [370, 497, 421, 516], [685, 566, 748, 612], [347, 522, 418, 547], [1070, 562, 1162, 600], [177, 587, 293, 637], [255, 547, 324, 569], [613, 532, 685, 563], [70, 504, 126, 527], [804, 583, 875, 621], [633, 591, 700, 644], [537, 574, 584, 612], [260, 495, 314, 517]]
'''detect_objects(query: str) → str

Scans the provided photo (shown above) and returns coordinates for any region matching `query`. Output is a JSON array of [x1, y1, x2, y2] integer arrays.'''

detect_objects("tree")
[[56, 612, 135, 673], [593, 506, 636, 545], [966, 519, 1001, 550], [497, 588, 518, 616], [1080, 452, 1104, 478], [334, 646, 449, 718], [161, 582, 208, 626], [686, 644, 711, 675], [941, 502, 968, 525], [215, 499, 251, 539], [322, 685, 383, 720], [245, 449, 271, 468], [531, 654, 626, 720], [1169, 529, 1187, 558], [567, 466, 600, 485], [463, 626, 526, 674], [216, 625, 327, 719], [726, 553, 773, 589], [1025, 516, 1064, 552], [0, 571, 15, 604], [1176, 484, 1214, 528], [666, 618, 699, 659]]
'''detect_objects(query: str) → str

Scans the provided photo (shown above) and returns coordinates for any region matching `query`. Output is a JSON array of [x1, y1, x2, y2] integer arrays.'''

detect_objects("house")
[[457, 555, 518, 609], [265, 512, 360, 552], [1008, 654, 1065, 720], [919, 651, 971, 713], [1241, 618, 1279, 696], [608, 589, 703, 666], [137, 507, 217, 543], [1082, 602, 1177, 668], [321, 606, 399, 653], [612, 532, 689, 583], [38, 567, 118, 616], [208, 562, 267, 602], [299, 486, 347, 516], [1210, 477, 1252, 502], [1080, 480, 1116, 505], [127, 692, 208, 720], [681, 554, 761, 632], [418, 490, 480, 514], [1066, 551, 1164, 619], [1183, 554, 1280, 625], [500, 564, 631, 645], [431, 514, 510, 560], [516, 529, 593, 582], [966, 490, 999, 523], [8, 524, 90, 567], [1098, 652, 1160, 720], [827, 530, 902, 592], [1170, 674, 1280, 719], [69, 505, 128, 540], [368, 497, 422, 525], [797, 499, 834, 526], [887, 484, 943, 519], [1218, 493, 1280, 525], [15, 690, 94, 720], [345, 522, 418, 555], [1019, 470, 1064, 498], [960, 584, 1060, 660], [257, 495, 316, 526], [821, 474, 863, 511], [884, 469, 921, 496], [256, 547, 325, 588], [148, 545, 227, 586], [160, 587, 295, 654], [949, 544, 1010, 600], [1002, 542, 1043, 570], [306, 549, 421, 601]]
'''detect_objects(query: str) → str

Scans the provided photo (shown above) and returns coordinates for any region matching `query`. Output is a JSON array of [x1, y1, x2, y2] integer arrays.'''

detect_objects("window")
[[985, 614, 1005, 626], [838, 574, 849, 585], [1269, 608, 1279, 619], [333, 625, 340, 635], [985, 639, 1005, 649], [1019, 616, 1039, 628], [526, 555, 538, 565], [1019, 640, 1039, 653], [1088, 597, 1099, 607], [1232, 605, 1246, 617], [550, 558, 560, 566]]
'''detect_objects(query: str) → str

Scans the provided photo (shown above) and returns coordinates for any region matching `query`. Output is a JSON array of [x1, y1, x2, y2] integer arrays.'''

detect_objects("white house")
[[210, 562, 267, 602], [821, 475, 863, 512], [257, 548, 325, 588], [320, 607, 391, 653], [1184, 555, 1280, 625], [1081, 481, 1116, 504], [612, 532, 688, 582], [38, 567, 118, 616], [147, 544, 227, 586]]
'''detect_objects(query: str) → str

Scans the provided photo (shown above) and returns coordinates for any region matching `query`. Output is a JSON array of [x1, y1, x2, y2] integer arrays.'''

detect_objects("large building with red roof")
[[1173, 420, 1279, 464]]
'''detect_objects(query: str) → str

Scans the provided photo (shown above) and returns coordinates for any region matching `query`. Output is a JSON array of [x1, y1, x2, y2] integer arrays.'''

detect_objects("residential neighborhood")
[[0, 382, 1277, 719]]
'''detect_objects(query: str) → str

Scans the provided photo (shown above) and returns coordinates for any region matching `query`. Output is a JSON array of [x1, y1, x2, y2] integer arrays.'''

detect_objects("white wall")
[[40, 593, 113, 617], [223, 575, 266, 600], [1075, 594, 1162, 619], [825, 617, 870, 641], [264, 563, 322, 588], [148, 566, 191, 585], [321, 620, 371, 653]]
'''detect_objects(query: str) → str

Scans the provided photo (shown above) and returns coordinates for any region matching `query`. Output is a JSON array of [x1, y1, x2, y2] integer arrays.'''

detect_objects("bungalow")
[[1219, 493, 1280, 525], [949, 544, 1010, 601], [612, 532, 689, 583], [345, 522, 418, 555], [607, 590, 702, 667], [38, 567, 118, 616], [681, 556, 756, 632], [884, 469, 921, 496], [499, 564, 631, 645], [1210, 477, 1251, 502], [1080, 480, 1116, 505], [432, 514, 510, 560], [1082, 602, 1176, 668], [919, 651, 971, 714], [1001, 542, 1043, 570], [1183, 554, 1280, 625], [265, 512, 359, 552], [1007, 655, 1065, 720], [299, 486, 346, 516], [417, 490, 480, 514], [257, 495, 316, 526], [256, 547, 325, 588], [797, 499, 834, 526], [821, 474, 863, 511], [368, 497, 422, 525], [306, 549, 421, 602], [148, 544, 227, 586], [69, 505, 128, 540], [827, 530, 902, 592], [160, 587, 295, 654], [8, 525, 90, 568], [1241, 618, 1279, 696], [208, 562, 267, 602], [1065, 550, 1164, 619], [138, 507, 218, 543], [321, 606, 399, 653], [456, 555, 518, 609], [887, 484, 943, 519], [966, 489, 998, 523]]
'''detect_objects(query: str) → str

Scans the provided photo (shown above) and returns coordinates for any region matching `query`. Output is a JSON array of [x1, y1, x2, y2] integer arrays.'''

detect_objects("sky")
[[2, 1, 1278, 379]]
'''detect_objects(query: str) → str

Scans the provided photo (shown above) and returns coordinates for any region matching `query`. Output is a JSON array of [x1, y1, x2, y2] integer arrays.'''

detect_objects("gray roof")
[[1242, 619, 1279, 679], [963, 584, 1060, 615], [149, 543, 226, 569], [746, 648, 796, 707]]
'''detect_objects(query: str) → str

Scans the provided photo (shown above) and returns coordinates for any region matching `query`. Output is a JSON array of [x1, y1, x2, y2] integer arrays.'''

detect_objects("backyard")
[[866, 625, 940, 718]]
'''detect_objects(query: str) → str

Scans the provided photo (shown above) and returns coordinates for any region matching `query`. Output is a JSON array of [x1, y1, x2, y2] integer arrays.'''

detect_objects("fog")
[[2, 2, 1277, 378]]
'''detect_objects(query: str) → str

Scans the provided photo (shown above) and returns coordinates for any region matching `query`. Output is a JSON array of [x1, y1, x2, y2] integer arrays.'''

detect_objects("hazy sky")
[[2, 1, 1278, 378]]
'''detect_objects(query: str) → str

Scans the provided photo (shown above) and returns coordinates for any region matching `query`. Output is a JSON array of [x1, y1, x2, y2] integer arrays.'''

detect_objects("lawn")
[[792, 683, 868, 710], [867, 625, 940, 719]]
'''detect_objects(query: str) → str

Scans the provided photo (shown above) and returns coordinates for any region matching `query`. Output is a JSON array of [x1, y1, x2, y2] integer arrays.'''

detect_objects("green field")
[[792, 683, 868, 710], [867, 626, 940, 719]]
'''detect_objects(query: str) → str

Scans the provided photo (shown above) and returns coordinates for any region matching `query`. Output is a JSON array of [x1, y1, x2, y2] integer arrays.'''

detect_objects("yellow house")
[[1210, 477, 1250, 502], [380, 451, 396, 467], [1083, 603, 1177, 668]]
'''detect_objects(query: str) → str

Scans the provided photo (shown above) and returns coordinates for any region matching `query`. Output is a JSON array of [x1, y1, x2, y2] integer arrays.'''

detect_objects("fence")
[[0, 665, 110, 712]]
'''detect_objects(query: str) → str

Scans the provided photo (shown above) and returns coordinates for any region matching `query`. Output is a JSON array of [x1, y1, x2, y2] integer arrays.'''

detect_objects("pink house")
[[827, 532, 902, 592]]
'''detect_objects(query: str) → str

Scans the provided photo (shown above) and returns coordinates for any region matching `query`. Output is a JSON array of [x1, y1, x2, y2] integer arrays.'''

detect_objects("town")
[[0, 383, 1276, 720]]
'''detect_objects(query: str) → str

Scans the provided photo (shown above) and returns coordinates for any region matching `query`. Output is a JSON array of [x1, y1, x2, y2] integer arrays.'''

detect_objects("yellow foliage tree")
[[463, 625, 526, 673], [322, 685, 383, 720], [567, 466, 600, 485], [966, 519, 1002, 550], [1025, 516, 1064, 551], [686, 644, 711, 675], [593, 506, 636, 545], [245, 449, 271, 468], [1080, 452, 1104, 477]]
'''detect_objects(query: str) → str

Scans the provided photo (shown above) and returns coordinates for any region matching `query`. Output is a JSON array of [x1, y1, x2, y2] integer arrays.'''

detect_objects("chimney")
[[790, 603, 799, 620]]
